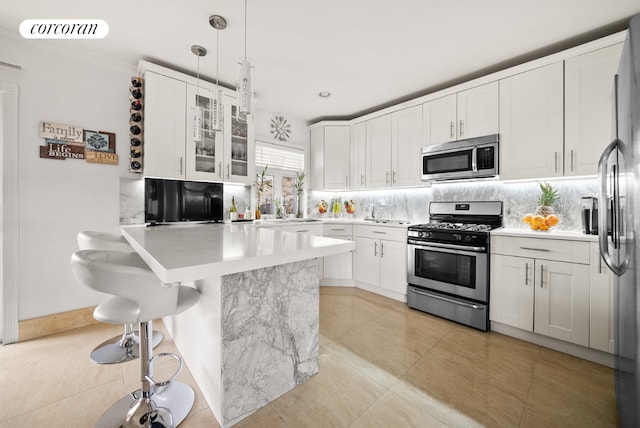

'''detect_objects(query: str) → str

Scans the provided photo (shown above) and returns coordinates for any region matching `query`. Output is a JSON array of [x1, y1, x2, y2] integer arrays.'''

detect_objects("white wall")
[[0, 29, 136, 320]]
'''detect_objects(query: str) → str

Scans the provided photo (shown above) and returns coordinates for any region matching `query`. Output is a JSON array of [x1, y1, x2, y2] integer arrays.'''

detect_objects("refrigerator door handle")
[[598, 138, 626, 276]]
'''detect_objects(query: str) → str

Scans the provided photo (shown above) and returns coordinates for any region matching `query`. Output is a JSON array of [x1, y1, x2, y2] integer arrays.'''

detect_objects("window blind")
[[255, 141, 304, 171]]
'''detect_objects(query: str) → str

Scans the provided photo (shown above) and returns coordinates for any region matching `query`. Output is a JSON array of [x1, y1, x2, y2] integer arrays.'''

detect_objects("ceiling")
[[2, 0, 640, 125]]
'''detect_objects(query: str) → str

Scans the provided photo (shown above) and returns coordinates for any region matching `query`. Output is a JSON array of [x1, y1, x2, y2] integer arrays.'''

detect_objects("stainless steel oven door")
[[407, 241, 488, 302]]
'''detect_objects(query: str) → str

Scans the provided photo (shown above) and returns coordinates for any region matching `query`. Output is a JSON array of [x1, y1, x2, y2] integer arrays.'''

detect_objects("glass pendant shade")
[[211, 89, 223, 132], [237, 59, 251, 116], [193, 105, 204, 142]]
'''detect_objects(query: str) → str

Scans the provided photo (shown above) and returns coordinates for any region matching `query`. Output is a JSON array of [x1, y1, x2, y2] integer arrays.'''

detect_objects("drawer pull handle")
[[519, 246, 550, 252], [372, 231, 386, 234], [296, 229, 309, 233], [330, 228, 345, 231]]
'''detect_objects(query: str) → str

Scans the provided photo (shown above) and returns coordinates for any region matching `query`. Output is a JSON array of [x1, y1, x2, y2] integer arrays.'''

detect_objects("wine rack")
[[129, 76, 144, 173]]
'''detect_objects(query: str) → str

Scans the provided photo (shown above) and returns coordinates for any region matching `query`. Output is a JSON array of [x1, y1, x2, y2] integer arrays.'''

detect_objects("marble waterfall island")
[[121, 223, 355, 427]]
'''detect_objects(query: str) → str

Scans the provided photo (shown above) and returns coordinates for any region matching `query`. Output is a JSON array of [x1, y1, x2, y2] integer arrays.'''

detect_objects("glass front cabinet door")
[[223, 94, 254, 185], [185, 83, 225, 181], [185, 86, 254, 184]]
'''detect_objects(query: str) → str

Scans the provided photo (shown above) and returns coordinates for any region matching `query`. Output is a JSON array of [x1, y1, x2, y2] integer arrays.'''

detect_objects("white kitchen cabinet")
[[309, 126, 324, 190], [143, 71, 187, 179], [589, 242, 615, 353], [350, 122, 366, 189], [499, 62, 564, 180], [565, 43, 623, 176], [309, 123, 350, 190], [364, 107, 422, 189], [185, 83, 224, 181], [490, 254, 534, 331], [391, 105, 423, 187], [222, 94, 254, 184], [422, 82, 498, 146], [323, 224, 353, 281], [490, 235, 590, 347], [365, 114, 393, 188], [278, 223, 323, 235], [142, 63, 253, 184], [354, 225, 407, 298]]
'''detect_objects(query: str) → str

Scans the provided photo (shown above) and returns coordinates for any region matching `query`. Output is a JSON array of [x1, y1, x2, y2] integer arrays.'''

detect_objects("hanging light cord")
[[216, 26, 220, 90], [196, 55, 201, 98], [244, 0, 247, 60]]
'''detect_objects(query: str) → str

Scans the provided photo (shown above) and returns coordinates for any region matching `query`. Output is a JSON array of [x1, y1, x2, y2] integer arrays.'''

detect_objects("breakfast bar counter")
[[121, 223, 355, 427]]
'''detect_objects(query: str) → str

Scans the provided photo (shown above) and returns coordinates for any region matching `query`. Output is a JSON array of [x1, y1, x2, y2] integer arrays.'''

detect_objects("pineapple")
[[535, 182, 559, 217]]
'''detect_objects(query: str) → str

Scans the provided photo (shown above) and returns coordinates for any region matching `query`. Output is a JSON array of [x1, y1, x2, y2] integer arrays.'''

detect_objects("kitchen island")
[[121, 223, 355, 427]]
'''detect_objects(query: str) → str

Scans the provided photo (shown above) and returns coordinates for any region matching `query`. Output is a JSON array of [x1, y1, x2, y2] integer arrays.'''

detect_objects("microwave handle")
[[471, 148, 478, 172]]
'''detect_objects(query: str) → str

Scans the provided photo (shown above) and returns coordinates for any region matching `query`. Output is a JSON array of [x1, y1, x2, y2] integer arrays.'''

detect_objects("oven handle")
[[408, 287, 485, 310], [408, 239, 486, 253]]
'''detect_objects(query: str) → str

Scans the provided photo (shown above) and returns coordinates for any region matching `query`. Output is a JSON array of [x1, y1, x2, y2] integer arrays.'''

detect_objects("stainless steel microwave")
[[421, 134, 499, 181]]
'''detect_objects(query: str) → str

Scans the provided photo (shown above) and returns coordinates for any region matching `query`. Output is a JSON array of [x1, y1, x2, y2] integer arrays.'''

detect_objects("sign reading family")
[[38, 121, 118, 165]]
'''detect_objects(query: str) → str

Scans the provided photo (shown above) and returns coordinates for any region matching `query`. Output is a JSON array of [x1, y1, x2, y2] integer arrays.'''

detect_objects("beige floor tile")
[[350, 389, 449, 428], [268, 351, 387, 427], [1, 287, 619, 427]]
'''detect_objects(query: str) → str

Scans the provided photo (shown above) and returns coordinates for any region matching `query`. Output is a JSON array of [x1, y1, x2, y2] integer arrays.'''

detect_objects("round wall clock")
[[270, 115, 291, 142]]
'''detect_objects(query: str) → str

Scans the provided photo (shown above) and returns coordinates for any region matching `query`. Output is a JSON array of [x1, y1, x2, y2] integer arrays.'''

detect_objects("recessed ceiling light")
[[318, 91, 331, 98]]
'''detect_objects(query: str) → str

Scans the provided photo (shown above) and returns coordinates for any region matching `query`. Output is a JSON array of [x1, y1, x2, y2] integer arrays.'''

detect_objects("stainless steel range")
[[407, 201, 503, 331]]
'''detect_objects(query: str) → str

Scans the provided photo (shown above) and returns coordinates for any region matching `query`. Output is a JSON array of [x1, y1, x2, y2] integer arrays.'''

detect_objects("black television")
[[144, 177, 224, 224]]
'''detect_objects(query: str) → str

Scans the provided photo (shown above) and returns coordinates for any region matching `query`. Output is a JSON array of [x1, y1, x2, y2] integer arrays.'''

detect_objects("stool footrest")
[[145, 352, 183, 387]]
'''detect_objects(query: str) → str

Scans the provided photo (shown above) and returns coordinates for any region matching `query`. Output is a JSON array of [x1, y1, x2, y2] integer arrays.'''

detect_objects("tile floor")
[[0, 286, 618, 427]]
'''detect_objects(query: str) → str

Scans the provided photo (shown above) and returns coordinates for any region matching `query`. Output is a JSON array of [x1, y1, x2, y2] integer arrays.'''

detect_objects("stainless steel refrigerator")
[[598, 13, 640, 428]]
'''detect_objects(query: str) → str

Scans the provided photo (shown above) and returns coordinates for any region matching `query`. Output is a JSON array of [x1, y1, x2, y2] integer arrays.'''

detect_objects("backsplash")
[[308, 177, 598, 231], [121, 177, 597, 232]]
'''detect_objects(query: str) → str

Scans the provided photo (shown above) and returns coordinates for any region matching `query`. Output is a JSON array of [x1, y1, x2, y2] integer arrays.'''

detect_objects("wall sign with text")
[[38, 121, 118, 165]]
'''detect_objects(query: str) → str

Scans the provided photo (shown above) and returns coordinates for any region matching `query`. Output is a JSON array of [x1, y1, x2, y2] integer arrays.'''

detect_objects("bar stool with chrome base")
[[71, 249, 201, 427], [77, 230, 163, 364]]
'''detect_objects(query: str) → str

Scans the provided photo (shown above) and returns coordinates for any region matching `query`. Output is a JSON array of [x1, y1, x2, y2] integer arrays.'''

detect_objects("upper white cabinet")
[[422, 82, 498, 146], [391, 105, 423, 187], [185, 83, 224, 181], [143, 71, 187, 179], [309, 123, 350, 190], [365, 114, 393, 187], [499, 62, 564, 180], [565, 43, 623, 176], [141, 62, 253, 184], [364, 105, 423, 188], [350, 122, 366, 189]]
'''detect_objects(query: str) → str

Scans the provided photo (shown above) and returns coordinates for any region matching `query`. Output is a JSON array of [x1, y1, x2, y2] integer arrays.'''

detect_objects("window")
[[255, 140, 304, 217]]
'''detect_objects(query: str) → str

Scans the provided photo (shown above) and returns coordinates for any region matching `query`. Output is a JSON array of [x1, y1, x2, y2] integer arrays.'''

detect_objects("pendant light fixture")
[[190, 44, 207, 143], [209, 15, 227, 132], [237, 0, 251, 118]]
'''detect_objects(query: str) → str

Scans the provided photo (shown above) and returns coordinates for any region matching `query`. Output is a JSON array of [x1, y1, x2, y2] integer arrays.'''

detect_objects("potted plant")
[[294, 171, 305, 218], [255, 164, 271, 220]]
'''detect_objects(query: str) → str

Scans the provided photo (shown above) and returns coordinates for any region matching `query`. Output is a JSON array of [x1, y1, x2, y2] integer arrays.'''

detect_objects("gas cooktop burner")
[[412, 222, 495, 233]]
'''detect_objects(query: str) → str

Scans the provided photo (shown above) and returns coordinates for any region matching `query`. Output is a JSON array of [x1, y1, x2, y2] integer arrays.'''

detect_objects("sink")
[[363, 218, 411, 225]]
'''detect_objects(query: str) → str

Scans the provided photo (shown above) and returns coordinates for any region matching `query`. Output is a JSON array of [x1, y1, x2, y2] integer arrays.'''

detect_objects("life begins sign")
[[38, 121, 118, 165]]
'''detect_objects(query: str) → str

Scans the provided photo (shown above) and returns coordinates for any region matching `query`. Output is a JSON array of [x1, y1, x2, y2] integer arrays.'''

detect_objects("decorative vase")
[[296, 194, 302, 218], [255, 208, 261, 220]]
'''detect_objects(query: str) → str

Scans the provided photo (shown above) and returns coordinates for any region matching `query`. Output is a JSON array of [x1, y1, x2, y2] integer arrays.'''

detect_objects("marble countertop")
[[121, 223, 355, 284], [492, 227, 598, 242]]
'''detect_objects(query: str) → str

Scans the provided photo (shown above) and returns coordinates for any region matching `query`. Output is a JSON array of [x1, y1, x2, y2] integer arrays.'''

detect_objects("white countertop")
[[492, 227, 598, 242], [253, 218, 413, 229], [121, 223, 355, 284]]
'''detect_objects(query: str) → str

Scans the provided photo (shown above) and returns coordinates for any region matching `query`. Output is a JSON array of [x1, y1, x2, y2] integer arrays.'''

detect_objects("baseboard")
[[319, 278, 355, 286], [354, 281, 407, 303], [18, 306, 99, 342], [491, 321, 615, 368]]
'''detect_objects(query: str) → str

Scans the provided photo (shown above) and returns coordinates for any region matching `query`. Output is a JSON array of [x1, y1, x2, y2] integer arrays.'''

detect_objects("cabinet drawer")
[[323, 224, 353, 236], [355, 224, 407, 242], [279, 224, 323, 235], [491, 236, 589, 264]]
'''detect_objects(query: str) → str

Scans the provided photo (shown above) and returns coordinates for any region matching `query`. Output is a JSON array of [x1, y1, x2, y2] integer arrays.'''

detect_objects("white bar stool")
[[77, 231, 163, 364], [71, 249, 201, 428]]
